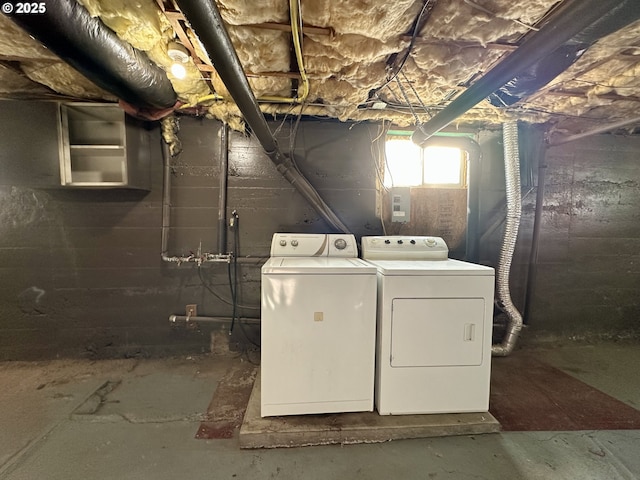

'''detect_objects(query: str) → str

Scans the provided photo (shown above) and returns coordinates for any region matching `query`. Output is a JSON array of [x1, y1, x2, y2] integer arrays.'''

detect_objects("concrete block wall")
[[2, 100, 640, 359], [524, 134, 640, 342], [0, 106, 381, 359]]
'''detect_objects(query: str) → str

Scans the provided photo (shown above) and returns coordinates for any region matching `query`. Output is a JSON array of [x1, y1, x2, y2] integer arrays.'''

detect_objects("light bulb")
[[171, 62, 187, 79]]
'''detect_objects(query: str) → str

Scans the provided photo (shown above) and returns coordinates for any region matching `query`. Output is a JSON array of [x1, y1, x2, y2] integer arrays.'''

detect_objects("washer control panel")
[[270, 233, 358, 257], [361, 236, 448, 260]]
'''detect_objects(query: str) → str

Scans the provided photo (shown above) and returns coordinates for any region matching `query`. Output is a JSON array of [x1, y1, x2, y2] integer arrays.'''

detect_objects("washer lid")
[[262, 256, 376, 275], [366, 258, 494, 276]]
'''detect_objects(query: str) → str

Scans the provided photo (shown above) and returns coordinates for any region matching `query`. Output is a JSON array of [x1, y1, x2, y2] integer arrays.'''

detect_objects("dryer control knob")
[[279, 239, 287, 246], [384, 239, 391, 244], [334, 238, 347, 250], [291, 239, 299, 247], [410, 239, 416, 244], [397, 239, 403, 244], [425, 237, 437, 247]]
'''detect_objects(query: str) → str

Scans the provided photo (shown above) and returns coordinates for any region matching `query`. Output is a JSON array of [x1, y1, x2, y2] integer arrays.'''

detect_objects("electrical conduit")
[[492, 121, 523, 356]]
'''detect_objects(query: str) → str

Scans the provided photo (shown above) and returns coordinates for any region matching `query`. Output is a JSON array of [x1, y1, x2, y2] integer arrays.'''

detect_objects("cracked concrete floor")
[[1, 345, 640, 480]]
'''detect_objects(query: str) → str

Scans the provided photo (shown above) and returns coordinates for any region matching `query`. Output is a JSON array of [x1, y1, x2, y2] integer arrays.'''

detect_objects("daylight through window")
[[384, 137, 464, 188]]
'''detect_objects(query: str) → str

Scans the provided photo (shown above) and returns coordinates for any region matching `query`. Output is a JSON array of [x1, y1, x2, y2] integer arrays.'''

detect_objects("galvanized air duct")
[[412, 0, 639, 145], [420, 136, 482, 263], [175, 0, 349, 233], [7, 0, 177, 110], [492, 122, 523, 356]]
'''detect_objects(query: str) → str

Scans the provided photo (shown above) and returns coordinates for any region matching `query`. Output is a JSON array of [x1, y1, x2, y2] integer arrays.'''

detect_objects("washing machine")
[[361, 236, 495, 415], [261, 233, 377, 417]]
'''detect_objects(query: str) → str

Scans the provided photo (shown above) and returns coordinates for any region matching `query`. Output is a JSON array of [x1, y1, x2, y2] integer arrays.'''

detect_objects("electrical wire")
[[227, 257, 237, 333], [197, 265, 260, 310], [401, 70, 433, 119], [367, 120, 391, 235], [229, 212, 261, 347], [288, 102, 307, 174], [289, 0, 309, 102], [368, 122, 390, 193], [384, 83, 404, 106], [395, 75, 421, 125], [372, 0, 434, 96]]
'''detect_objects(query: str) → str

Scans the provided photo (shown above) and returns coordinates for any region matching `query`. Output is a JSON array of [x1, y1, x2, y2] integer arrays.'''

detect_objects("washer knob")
[[279, 239, 287, 246], [334, 238, 347, 250], [410, 239, 416, 244], [384, 239, 391, 244], [425, 237, 437, 247], [291, 239, 299, 247], [397, 239, 403, 244]]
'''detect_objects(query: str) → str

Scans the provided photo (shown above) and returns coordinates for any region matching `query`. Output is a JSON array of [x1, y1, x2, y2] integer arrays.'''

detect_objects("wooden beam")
[[546, 89, 640, 103]]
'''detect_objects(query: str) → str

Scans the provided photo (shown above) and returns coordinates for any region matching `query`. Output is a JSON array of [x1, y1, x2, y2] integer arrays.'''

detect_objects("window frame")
[[383, 131, 471, 189]]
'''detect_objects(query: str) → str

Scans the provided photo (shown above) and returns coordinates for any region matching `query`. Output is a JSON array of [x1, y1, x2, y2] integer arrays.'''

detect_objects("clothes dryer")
[[362, 236, 495, 415]]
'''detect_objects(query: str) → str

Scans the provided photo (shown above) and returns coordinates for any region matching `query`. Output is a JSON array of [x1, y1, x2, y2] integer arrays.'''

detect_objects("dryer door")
[[390, 297, 485, 367]]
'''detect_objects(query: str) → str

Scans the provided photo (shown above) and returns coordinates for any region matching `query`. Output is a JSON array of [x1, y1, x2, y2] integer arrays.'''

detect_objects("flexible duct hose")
[[492, 121, 523, 356]]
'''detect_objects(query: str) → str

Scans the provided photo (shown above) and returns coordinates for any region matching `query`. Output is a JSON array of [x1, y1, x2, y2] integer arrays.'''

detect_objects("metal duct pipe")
[[217, 123, 229, 254], [492, 122, 523, 356], [419, 136, 482, 263], [174, 0, 349, 233], [7, 0, 177, 110], [412, 0, 634, 145]]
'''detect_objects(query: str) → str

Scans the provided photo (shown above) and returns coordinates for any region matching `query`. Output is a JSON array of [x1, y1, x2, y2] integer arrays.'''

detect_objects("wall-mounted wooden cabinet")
[[58, 103, 150, 189]]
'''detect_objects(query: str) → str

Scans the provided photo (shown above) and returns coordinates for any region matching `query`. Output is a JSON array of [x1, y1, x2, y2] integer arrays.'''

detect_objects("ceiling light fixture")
[[167, 41, 190, 80]]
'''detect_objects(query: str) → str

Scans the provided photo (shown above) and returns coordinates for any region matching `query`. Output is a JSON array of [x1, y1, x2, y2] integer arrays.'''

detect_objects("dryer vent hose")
[[492, 121, 524, 356]]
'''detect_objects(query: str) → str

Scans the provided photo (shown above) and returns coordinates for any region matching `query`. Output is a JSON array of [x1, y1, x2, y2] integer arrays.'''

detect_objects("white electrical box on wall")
[[390, 187, 411, 222]]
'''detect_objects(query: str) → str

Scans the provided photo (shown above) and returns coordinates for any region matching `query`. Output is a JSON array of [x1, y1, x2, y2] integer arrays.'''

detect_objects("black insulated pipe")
[[217, 123, 229, 255], [412, 0, 639, 145], [175, 0, 349, 233], [489, 0, 640, 107], [6, 0, 177, 110], [420, 136, 482, 263]]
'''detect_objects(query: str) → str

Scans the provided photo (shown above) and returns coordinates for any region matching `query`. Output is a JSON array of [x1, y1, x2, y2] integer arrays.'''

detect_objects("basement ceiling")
[[1, 0, 640, 134]]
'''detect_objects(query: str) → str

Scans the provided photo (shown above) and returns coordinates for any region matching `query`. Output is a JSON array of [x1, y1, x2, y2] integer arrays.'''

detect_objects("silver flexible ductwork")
[[492, 121, 523, 356]]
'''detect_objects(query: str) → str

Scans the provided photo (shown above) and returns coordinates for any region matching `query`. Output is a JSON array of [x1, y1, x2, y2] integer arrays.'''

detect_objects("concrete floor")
[[1, 344, 639, 480]]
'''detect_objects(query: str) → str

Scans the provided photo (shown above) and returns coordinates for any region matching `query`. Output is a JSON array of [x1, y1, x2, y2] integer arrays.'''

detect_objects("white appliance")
[[261, 233, 377, 417], [361, 236, 495, 415]]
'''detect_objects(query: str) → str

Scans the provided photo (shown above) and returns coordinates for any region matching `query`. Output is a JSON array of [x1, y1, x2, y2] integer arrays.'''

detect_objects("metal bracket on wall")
[[186, 304, 197, 319]]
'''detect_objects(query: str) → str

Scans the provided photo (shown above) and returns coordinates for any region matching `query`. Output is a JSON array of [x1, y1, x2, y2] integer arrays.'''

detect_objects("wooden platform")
[[239, 371, 501, 449]]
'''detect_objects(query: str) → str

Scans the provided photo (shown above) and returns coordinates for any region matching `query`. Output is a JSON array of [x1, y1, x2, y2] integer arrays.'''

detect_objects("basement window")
[[383, 136, 466, 188]]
